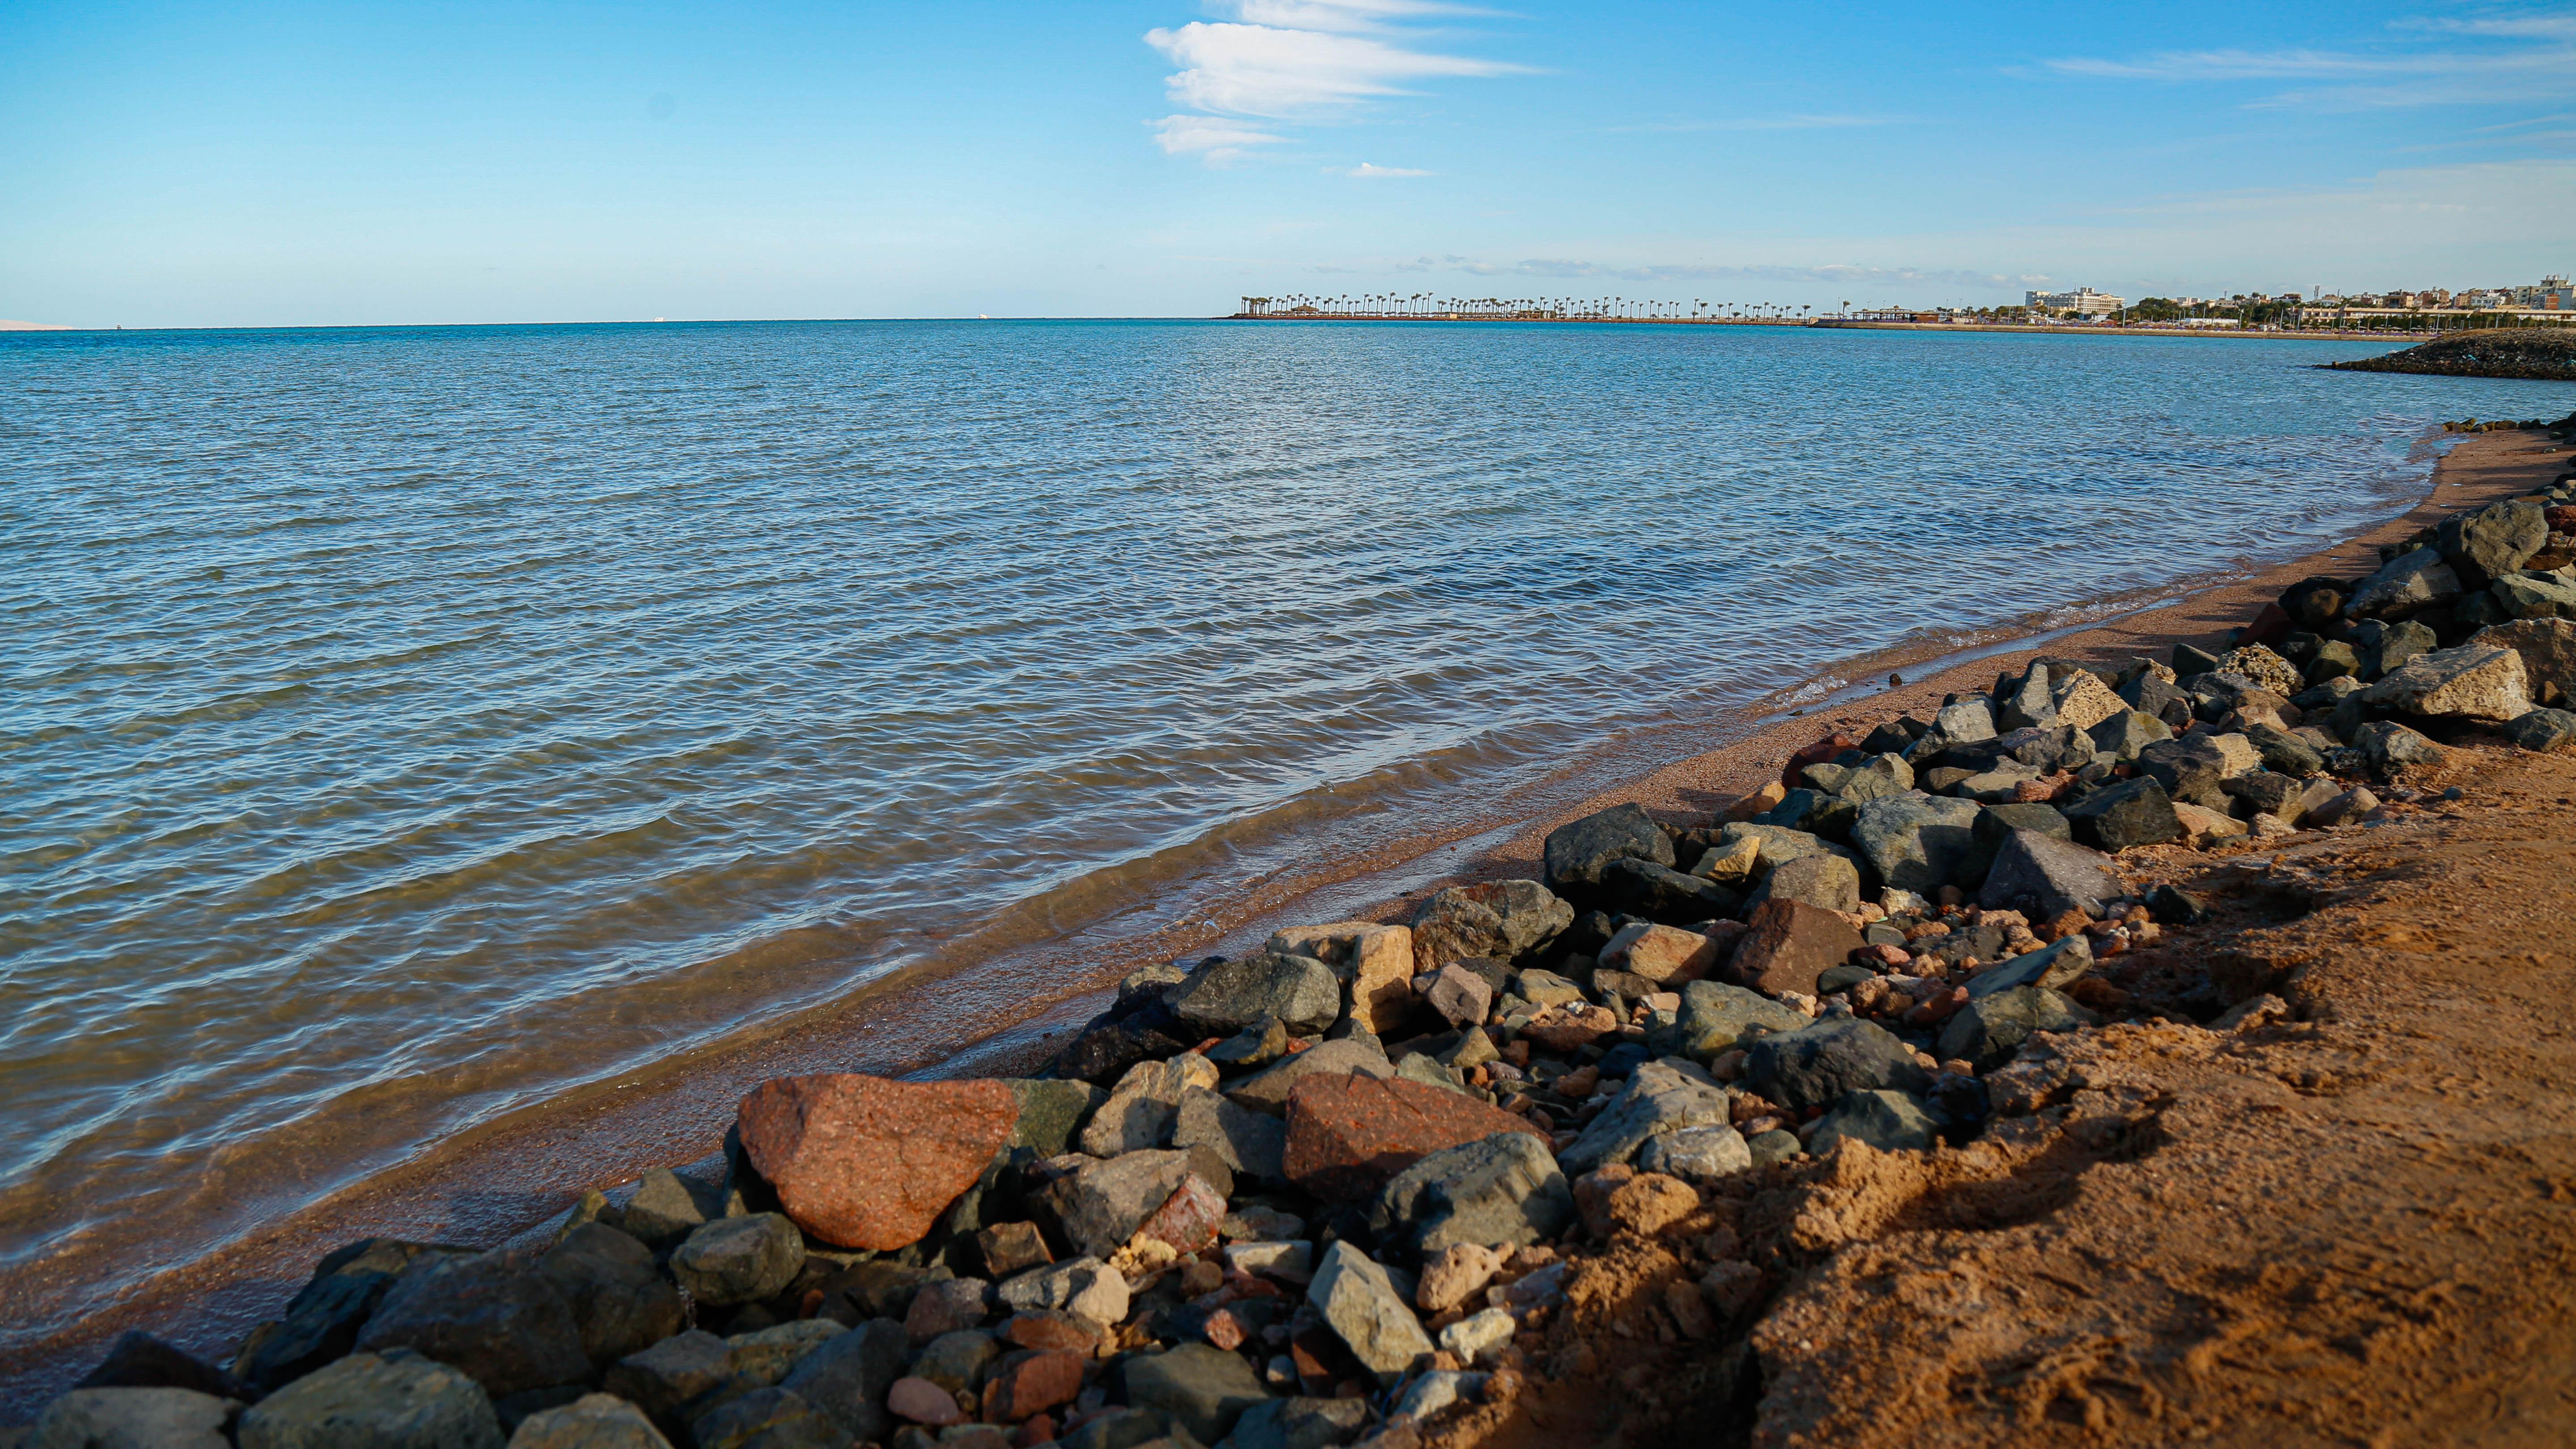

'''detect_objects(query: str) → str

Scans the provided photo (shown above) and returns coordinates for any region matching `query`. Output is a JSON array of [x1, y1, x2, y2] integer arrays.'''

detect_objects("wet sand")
[[3, 427, 2564, 1416]]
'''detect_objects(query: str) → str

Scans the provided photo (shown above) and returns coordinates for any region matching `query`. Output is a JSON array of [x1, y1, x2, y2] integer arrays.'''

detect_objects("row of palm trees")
[[1236, 293, 1818, 323]]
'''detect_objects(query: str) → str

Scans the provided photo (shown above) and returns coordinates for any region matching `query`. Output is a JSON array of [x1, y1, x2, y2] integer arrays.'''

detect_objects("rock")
[[1224, 1038, 1394, 1117], [902, 1278, 991, 1344], [2305, 641, 2361, 686], [2049, 670, 2126, 731], [2304, 786, 2381, 828], [668, 1215, 805, 1308], [1715, 822, 1851, 878], [237, 1351, 503, 1449], [1080, 1054, 1220, 1157], [1415, 1245, 1504, 1315], [2347, 547, 2462, 619], [1924, 697, 1997, 749], [1436, 1309, 1516, 1368], [1033, 1151, 1196, 1259], [2439, 498, 2549, 587], [994, 1258, 1129, 1330], [72, 1332, 250, 1402], [2493, 569, 2576, 622], [885, 1377, 963, 1426], [1282, 1076, 1545, 1203], [1309, 1242, 1436, 1386], [1416, 964, 1493, 1028], [2241, 724, 2325, 778], [1172, 1087, 1288, 1185], [1172, 954, 1342, 1037], [1745, 1018, 1930, 1113], [690, 1387, 840, 1449], [1558, 1060, 1735, 1174], [778, 1319, 908, 1444], [507, 1394, 673, 1449], [1741, 852, 1862, 914], [2352, 618, 2441, 682], [2475, 618, 2576, 705], [1597, 922, 1726, 984], [2353, 720, 2449, 772], [1408, 881, 1573, 972], [1688, 833, 1764, 884], [1600, 858, 1742, 923], [2213, 645, 2301, 699], [2134, 735, 2248, 809], [906, 1330, 999, 1395], [734, 1075, 1016, 1251], [1131, 1170, 1228, 1256], [1005, 1080, 1106, 1158], [1976, 830, 2121, 920], [1634, 1124, 1752, 1181], [1224, 1397, 1369, 1449], [538, 1226, 683, 1373], [1657, 979, 1809, 1061], [974, 1221, 1053, 1280], [1937, 986, 2097, 1069], [2088, 710, 2172, 762], [1053, 1006, 1195, 1088], [2504, 707, 2576, 752], [2145, 883, 2207, 924], [1850, 792, 1981, 893], [620, 1173, 725, 1252], [602, 1331, 731, 1426], [2360, 644, 2531, 721], [1809, 1090, 1941, 1155], [1996, 666, 2057, 731], [1964, 934, 2093, 999], [1516, 1002, 1622, 1052], [353, 1250, 590, 1399], [1541, 804, 1674, 900], [1745, 1130, 1802, 1166], [29, 1388, 237, 1449], [236, 1239, 472, 1396], [1727, 899, 1863, 998], [1367, 1131, 1574, 1258], [2219, 771, 2304, 820], [1125, 1343, 1273, 1441], [2171, 801, 2249, 847], [2062, 777, 2185, 851], [1270, 922, 1417, 1036], [981, 1350, 1084, 1424]]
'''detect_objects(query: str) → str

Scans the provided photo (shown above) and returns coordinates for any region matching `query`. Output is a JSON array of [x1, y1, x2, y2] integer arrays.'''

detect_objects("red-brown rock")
[[735, 1073, 1017, 1250], [1779, 733, 1858, 790], [981, 1349, 1085, 1423], [1728, 899, 1861, 997], [1003, 1311, 1100, 1354], [1133, 1174, 1227, 1256], [1283, 1075, 1547, 1203], [1517, 1003, 1619, 1053]]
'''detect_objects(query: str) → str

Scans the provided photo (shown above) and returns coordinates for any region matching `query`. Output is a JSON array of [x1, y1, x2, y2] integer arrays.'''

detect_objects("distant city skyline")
[[3, 0, 2572, 328]]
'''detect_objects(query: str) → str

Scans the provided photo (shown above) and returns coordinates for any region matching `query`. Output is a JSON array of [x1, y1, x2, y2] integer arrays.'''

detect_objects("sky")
[[2, 0, 2572, 326]]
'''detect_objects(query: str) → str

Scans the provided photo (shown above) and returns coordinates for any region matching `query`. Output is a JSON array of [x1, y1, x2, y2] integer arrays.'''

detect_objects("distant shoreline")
[[1220, 313, 2485, 344]]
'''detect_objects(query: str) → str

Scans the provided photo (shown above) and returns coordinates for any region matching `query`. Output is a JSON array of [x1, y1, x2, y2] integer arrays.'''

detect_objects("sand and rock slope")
[[2327, 328, 2576, 381]]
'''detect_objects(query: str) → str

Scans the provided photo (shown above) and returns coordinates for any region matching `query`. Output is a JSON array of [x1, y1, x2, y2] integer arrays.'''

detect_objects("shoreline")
[[1, 427, 2565, 1416], [1219, 315, 2562, 345]]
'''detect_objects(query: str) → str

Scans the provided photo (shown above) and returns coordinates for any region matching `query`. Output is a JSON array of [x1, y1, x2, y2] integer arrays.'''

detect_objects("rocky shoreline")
[[2325, 328, 2576, 381], [15, 413, 2576, 1449]]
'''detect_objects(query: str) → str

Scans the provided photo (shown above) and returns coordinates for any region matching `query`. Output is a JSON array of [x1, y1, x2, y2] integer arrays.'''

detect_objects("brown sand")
[[1, 428, 2564, 1416]]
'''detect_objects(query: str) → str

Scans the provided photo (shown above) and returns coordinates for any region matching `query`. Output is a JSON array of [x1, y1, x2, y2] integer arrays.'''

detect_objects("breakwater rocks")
[[2326, 329, 2576, 381], [24, 428, 2576, 1449]]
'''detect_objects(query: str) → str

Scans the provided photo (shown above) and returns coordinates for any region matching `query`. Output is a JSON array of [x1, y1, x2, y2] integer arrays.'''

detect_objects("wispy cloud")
[[1335, 161, 1433, 177], [1150, 114, 1291, 161], [2044, 12, 2576, 108], [1144, 1, 1524, 163], [1602, 114, 1902, 134]]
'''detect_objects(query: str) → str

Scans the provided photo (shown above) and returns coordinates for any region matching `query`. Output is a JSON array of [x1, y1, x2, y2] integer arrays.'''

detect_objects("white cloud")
[[1232, 0, 1491, 33], [1150, 114, 1291, 161], [2045, 16, 2576, 108], [1602, 113, 1902, 134], [1337, 161, 1433, 177]]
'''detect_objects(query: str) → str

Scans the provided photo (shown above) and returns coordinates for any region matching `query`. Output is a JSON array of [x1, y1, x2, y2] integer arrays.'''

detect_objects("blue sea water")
[[0, 318, 2563, 1333]]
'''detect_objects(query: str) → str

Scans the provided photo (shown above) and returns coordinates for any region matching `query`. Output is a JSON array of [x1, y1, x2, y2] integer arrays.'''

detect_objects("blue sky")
[[2, 0, 2571, 326]]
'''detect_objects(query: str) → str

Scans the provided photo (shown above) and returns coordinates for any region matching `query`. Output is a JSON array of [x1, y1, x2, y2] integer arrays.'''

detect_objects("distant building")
[[2025, 287, 2123, 316]]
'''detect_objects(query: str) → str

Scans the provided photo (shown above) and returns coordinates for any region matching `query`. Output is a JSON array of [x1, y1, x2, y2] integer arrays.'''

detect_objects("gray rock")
[[1056, 1407, 1167, 1449], [1033, 1150, 1195, 1259], [2062, 777, 2185, 852], [2304, 786, 2381, 828], [1745, 1130, 1804, 1166], [902, 1278, 991, 1344], [2241, 724, 2326, 778], [2494, 570, 2576, 622], [1926, 696, 1997, 747], [2134, 736, 2246, 809], [1849, 792, 1982, 894], [1938, 986, 2097, 1070], [620, 1170, 727, 1251], [237, 1350, 504, 1449], [1081, 1055, 1215, 1157], [906, 1330, 1000, 1393], [1173, 1087, 1287, 1184], [2119, 672, 2195, 729], [1006, 1080, 1106, 1157], [1831, 753, 1915, 804], [1744, 1018, 1930, 1113], [1976, 830, 2121, 920], [236, 1239, 472, 1396], [1656, 980, 1808, 1062], [1394, 1052, 1465, 1094], [2347, 547, 2462, 619], [2359, 644, 2531, 721], [29, 1388, 237, 1449], [1557, 1060, 1735, 1174], [1223, 1396, 1370, 1449], [1633, 1124, 1753, 1181], [1224, 1038, 1393, 1117], [1542, 803, 1675, 898], [2350, 618, 2440, 681], [1121, 1343, 1273, 1443], [1601, 858, 1741, 922], [1996, 665, 2058, 731], [1809, 1090, 1941, 1155], [2504, 707, 2576, 753], [668, 1215, 805, 1309], [1715, 822, 1855, 877], [1952, 758, 2040, 805], [1368, 1131, 1572, 1260], [993, 1257, 1129, 1328], [1963, 934, 2093, 1000], [2353, 719, 2449, 772], [354, 1250, 590, 1399], [2438, 497, 2548, 588], [2218, 771, 2303, 820], [2087, 710, 2172, 762], [602, 1331, 731, 1426], [1510, 969, 1585, 1009], [1742, 853, 1861, 913], [1308, 1242, 1434, 1386], [1407, 880, 1573, 970], [777, 1318, 906, 1443], [2145, 884, 2208, 924], [684, 1387, 836, 1449], [1170, 954, 1341, 1037], [2474, 618, 2576, 705], [539, 1225, 683, 1373], [506, 1394, 673, 1449], [1417, 964, 1493, 1029]]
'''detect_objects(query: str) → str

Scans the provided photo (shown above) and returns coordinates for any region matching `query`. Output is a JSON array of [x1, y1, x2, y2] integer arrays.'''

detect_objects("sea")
[[1, 318, 2564, 1356]]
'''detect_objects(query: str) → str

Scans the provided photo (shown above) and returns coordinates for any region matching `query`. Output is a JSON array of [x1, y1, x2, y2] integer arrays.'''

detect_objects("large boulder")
[[1655, 980, 1809, 1062], [28, 1388, 237, 1449], [2347, 547, 2462, 619], [1744, 1018, 1930, 1113], [1542, 804, 1675, 900], [2359, 644, 2532, 721], [538, 1225, 684, 1371], [1408, 881, 1573, 972], [2439, 498, 2549, 588], [1600, 858, 1741, 922], [235, 1240, 470, 1395], [1368, 1131, 1574, 1259], [1308, 1243, 1435, 1386], [1976, 830, 2122, 920], [1850, 793, 1981, 894], [507, 1394, 674, 1449], [1169, 953, 1341, 1037], [1728, 899, 1861, 997], [2493, 570, 2576, 622], [72, 1332, 249, 1402], [2062, 778, 2185, 851], [352, 1250, 589, 1398], [1938, 986, 2097, 1070], [668, 1215, 805, 1307], [2475, 618, 2576, 706], [2049, 670, 2127, 731], [733, 1074, 1017, 1250], [237, 1350, 503, 1449], [1282, 1076, 1545, 1203], [1005, 1080, 1103, 1158], [1224, 1037, 1394, 1117], [1742, 852, 1861, 914], [1557, 1060, 1735, 1174], [2134, 735, 2252, 809], [2212, 645, 2302, 699], [2088, 710, 2172, 762], [1173, 1086, 1288, 1185]]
